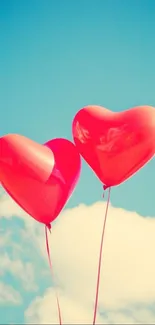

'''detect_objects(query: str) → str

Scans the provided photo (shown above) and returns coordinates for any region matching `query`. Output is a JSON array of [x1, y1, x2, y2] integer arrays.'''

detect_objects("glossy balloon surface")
[[0, 134, 81, 225], [72, 105, 155, 187]]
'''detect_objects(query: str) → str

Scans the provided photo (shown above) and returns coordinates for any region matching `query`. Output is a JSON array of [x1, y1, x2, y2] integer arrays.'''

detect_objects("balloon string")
[[45, 225, 62, 325], [92, 187, 111, 325]]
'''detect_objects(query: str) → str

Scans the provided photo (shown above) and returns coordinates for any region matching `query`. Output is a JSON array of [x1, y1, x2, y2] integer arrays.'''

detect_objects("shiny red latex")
[[0, 134, 81, 225], [72, 105, 155, 187]]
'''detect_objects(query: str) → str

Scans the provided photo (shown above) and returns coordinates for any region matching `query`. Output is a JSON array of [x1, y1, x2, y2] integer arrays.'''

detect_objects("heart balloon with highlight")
[[0, 134, 81, 226], [72, 105, 155, 188]]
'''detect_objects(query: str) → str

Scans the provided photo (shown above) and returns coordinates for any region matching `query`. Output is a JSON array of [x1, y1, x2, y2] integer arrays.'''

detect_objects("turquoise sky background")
[[0, 0, 155, 323]]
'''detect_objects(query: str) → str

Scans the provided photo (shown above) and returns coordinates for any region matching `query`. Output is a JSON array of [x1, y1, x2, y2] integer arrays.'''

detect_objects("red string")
[[92, 187, 111, 325], [45, 225, 62, 325]]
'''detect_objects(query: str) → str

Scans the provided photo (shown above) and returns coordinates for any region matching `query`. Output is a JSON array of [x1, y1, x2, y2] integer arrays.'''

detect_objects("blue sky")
[[0, 0, 155, 323]]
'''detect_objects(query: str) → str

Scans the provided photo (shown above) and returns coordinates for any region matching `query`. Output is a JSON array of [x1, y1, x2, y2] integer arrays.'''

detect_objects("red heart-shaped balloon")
[[72, 105, 155, 187], [0, 134, 81, 225]]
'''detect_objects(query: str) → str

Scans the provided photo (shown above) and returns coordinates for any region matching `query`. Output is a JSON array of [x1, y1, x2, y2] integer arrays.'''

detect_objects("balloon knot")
[[103, 184, 109, 190], [46, 223, 51, 233], [102, 184, 109, 198]]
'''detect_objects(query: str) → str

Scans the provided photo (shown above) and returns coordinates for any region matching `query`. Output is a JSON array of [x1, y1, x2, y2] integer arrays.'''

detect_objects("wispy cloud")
[[0, 282, 22, 305], [0, 253, 37, 292]]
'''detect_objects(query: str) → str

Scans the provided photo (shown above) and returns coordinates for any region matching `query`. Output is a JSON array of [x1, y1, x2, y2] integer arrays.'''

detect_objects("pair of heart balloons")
[[0, 105, 155, 227]]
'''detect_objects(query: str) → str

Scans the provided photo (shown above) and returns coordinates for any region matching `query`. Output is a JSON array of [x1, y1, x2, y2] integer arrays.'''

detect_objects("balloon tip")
[[103, 184, 109, 191], [46, 223, 51, 233], [102, 184, 110, 198]]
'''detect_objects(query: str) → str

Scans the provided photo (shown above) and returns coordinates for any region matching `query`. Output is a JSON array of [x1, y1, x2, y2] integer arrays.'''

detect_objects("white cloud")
[[1, 192, 155, 323], [0, 230, 11, 247], [48, 203, 155, 306], [0, 194, 30, 221], [0, 253, 37, 292], [25, 201, 155, 324], [0, 282, 22, 305], [0, 193, 38, 292], [25, 289, 105, 324]]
